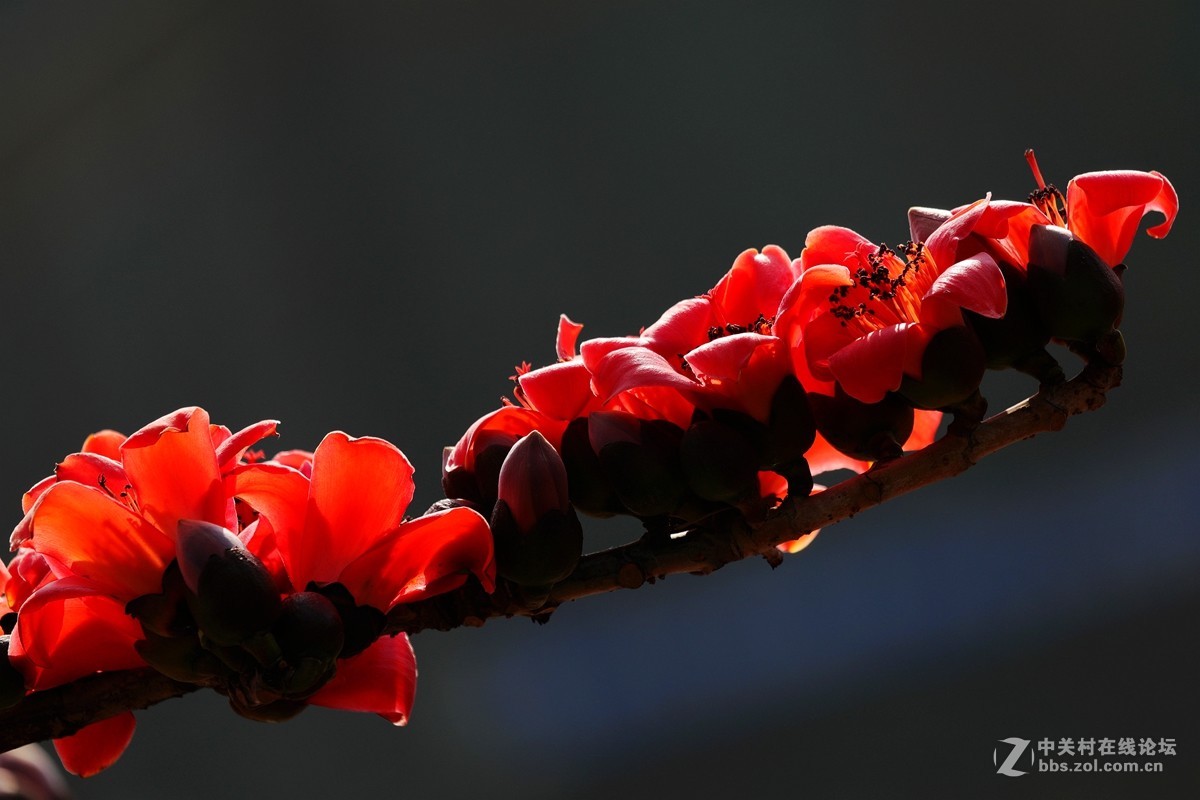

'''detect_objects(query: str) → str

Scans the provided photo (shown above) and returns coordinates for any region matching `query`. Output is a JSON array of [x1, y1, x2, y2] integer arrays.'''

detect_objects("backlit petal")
[[1066, 170, 1179, 266], [338, 507, 495, 609], [295, 433, 415, 586], [555, 315, 585, 361], [53, 713, 137, 777], [26, 482, 173, 599], [518, 359, 596, 420], [827, 323, 924, 404], [120, 407, 228, 535], [310, 634, 416, 726]]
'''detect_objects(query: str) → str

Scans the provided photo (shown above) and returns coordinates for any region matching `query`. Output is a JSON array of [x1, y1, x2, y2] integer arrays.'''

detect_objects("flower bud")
[[178, 520, 282, 647], [898, 325, 987, 410], [313, 582, 386, 660], [762, 376, 817, 474], [491, 432, 583, 587], [263, 592, 344, 698], [679, 419, 760, 504], [228, 694, 309, 723], [134, 630, 229, 685], [809, 388, 914, 462], [590, 412, 689, 518], [560, 418, 622, 517], [126, 562, 193, 638], [1027, 224, 1125, 345], [496, 432, 569, 533], [964, 262, 1054, 373]]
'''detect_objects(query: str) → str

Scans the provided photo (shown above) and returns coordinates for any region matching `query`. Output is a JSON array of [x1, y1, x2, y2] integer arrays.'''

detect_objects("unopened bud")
[[591, 414, 689, 518], [496, 432, 569, 532], [898, 325, 987, 410], [680, 420, 760, 504], [263, 592, 344, 698], [134, 630, 229, 685], [965, 262, 1053, 371], [809, 389, 914, 462], [560, 417, 622, 517], [178, 520, 282, 647], [1027, 225, 1125, 344]]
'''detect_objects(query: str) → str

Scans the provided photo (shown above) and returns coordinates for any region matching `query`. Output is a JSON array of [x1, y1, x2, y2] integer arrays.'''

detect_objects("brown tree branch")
[[0, 361, 1120, 753]]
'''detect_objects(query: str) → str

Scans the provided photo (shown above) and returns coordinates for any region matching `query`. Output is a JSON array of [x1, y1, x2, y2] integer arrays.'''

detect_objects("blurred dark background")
[[1, 1, 1196, 797]]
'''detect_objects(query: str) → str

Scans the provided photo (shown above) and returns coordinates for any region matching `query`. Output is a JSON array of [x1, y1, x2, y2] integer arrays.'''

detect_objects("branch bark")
[[0, 362, 1120, 752]]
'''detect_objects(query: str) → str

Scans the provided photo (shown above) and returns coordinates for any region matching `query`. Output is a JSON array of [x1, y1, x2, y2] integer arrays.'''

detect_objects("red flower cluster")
[[2, 408, 495, 776], [0, 154, 1177, 778], [445, 157, 1176, 573]]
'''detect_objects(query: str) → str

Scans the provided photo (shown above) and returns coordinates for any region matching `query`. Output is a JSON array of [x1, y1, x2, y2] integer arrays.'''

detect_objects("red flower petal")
[[26, 482, 174, 600], [518, 359, 596, 420], [9, 580, 145, 688], [904, 409, 943, 451], [53, 713, 136, 777], [640, 297, 714, 360], [54, 453, 128, 495], [555, 314, 585, 361], [338, 507, 496, 609], [309, 634, 416, 726], [961, 200, 1050, 267], [923, 253, 1007, 320], [827, 323, 929, 404], [227, 462, 311, 548], [80, 430, 126, 460], [1066, 170, 1179, 266], [805, 430, 870, 475], [709, 245, 797, 324], [120, 407, 229, 536], [213, 419, 280, 473], [20, 475, 55, 515], [294, 433, 415, 586], [589, 346, 697, 403], [798, 226, 873, 270]]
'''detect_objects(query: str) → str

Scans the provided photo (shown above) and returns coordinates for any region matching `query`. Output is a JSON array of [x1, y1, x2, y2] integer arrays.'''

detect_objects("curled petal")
[[20, 475, 56, 516], [518, 360, 596, 420], [214, 419, 280, 472], [589, 346, 697, 402], [1066, 170, 1179, 266], [445, 407, 561, 475], [54, 453, 128, 495], [53, 713, 136, 777], [827, 323, 929, 404], [338, 507, 496, 609], [555, 315, 585, 361], [640, 298, 714, 360], [798, 226, 873, 270], [924, 253, 1007, 319], [309, 634, 416, 726]]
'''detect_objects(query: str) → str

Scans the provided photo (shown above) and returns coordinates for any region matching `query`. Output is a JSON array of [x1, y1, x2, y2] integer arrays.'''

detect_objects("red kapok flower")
[[779, 204, 1007, 406]]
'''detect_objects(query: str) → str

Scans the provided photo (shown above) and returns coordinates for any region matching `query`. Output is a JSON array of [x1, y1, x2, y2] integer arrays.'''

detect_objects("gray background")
[[2, 1, 1197, 797]]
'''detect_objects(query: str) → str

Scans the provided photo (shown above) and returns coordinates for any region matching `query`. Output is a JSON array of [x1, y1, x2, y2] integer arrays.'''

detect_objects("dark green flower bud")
[[762, 375, 817, 474], [126, 562, 194, 638], [311, 583, 385, 660], [590, 412, 689, 518], [560, 417, 622, 517], [965, 262, 1054, 373], [809, 389, 914, 462], [679, 419, 760, 504], [134, 630, 229, 685], [0, 636, 26, 710], [177, 520, 282, 647], [1027, 224, 1125, 345], [263, 592, 344, 698], [898, 325, 987, 410]]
